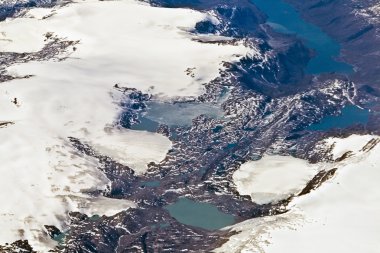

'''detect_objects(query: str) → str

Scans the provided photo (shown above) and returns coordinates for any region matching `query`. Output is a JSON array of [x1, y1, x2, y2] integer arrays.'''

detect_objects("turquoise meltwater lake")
[[165, 198, 235, 230]]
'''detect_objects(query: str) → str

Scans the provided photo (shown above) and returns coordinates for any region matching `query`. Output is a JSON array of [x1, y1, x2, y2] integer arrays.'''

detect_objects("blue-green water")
[[140, 181, 161, 188], [224, 143, 237, 150], [308, 105, 369, 131], [53, 231, 67, 245], [130, 117, 160, 132], [89, 214, 101, 221], [144, 102, 222, 126], [165, 198, 235, 230], [251, 0, 353, 74], [132, 101, 223, 132]]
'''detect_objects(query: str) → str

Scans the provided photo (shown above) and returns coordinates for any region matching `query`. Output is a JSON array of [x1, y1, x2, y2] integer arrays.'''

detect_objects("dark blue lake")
[[251, 0, 353, 74], [308, 105, 369, 131], [165, 198, 235, 230]]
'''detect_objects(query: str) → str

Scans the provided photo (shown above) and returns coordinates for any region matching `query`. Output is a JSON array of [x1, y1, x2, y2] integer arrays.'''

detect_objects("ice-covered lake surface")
[[131, 101, 224, 131], [232, 155, 319, 204]]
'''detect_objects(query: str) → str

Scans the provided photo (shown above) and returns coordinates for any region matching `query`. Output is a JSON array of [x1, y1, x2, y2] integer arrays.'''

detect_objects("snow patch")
[[89, 128, 171, 174], [324, 134, 374, 160], [232, 155, 319, 204]]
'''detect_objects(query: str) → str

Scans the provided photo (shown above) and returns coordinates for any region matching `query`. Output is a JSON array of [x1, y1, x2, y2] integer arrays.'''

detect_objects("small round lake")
[[165, 198, 235, 230]]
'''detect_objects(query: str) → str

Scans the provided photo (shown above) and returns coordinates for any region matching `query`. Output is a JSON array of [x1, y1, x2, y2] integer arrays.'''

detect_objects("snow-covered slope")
[[0, 0, 249, 98], [216, 135, 380, 253], [0, 0, 250, 250], [354, 2, 380, 24]]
